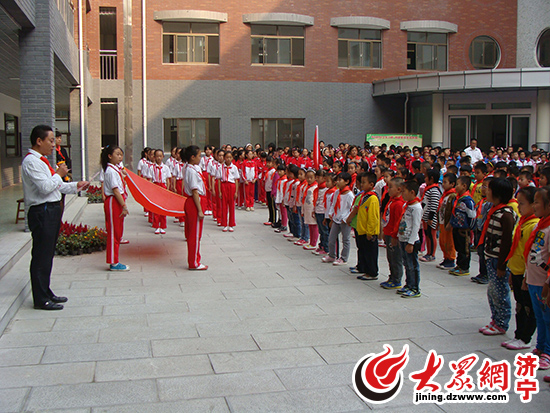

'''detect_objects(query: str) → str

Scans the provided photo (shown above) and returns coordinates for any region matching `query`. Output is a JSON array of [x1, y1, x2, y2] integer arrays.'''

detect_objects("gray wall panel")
[[517, 0, 550, 68]]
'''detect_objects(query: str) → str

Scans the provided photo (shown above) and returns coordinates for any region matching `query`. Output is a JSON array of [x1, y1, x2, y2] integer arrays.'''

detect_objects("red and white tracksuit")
[[184, 164, 207, 269], [243, 160, 257, 208]]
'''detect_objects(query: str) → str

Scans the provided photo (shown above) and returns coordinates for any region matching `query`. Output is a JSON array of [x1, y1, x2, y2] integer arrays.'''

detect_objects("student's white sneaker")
[[228, 227, 234, 232], [173, 218, 179, 223], [250, 207, 255, 211], [179, 222, 185, 227], [223, 226, 229, 232], [246, 207, 251, 211], [159, 229, 166, 234], [154, 228, 161, 234]]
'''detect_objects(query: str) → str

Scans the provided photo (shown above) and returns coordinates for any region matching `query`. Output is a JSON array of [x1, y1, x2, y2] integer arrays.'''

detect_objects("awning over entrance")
[[372, 68, 550, 97]]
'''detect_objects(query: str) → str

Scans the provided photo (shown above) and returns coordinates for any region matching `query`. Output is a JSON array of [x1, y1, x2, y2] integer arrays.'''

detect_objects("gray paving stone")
[[0, 347, 44, 367], [347, 321, 451, 343], [147, 308, 241, 326], [52, 315, 148, 331], [433, 317, 496, 335], [196, 318, 295, 338], [98, 324, 198, 343], [152, 334, 258, 357], [235, 304, 326, 320], [286, 313, 385, 331], [5, 318, 55, 333], [267, 292, 355, 307], [226, 386, 367, 412], [209, 347, 326, 373], [0, 330, 98, 348], [252, 328, 359, 350], [274, 363, 355, 390], [0, 362, 94, 388], [41, 342, 151, 363], [70, 279, 144, 289], [67, 295, 145, 307], [15, 305, 104, 319], [0, 388, 29, 412], [221, 286, 304, 300], [411, 333, 507, 354], [157, 370, 285, 400], [52, 287, 106, 297], [102, 303, 189, 316], [91, 398, 229, 413], [95, 355, 213, 381], [25, 380, 158, 410]]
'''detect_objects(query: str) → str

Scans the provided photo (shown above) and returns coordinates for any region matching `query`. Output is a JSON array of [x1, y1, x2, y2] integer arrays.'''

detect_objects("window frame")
[[250, 25, 305, 66], [537, 28, 550, 68], [4, 113, 20, 158], [407, 32, 447, 71], [469, 35, 500, 69], [162, 23, 219, 65], [337, 28, 382, 69], [251, 118, 305, 149], [163, 118, 220, 151]]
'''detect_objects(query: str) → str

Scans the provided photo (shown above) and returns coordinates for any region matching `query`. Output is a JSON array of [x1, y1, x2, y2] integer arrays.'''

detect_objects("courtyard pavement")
[[1, 198, 550, 412]]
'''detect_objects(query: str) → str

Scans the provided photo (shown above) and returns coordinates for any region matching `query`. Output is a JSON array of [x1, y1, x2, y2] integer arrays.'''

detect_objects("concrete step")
[[0, 194, 90, 334]]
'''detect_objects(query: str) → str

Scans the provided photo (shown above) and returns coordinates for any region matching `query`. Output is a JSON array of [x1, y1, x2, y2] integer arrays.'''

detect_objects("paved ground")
[[1, 198, 549, 412]]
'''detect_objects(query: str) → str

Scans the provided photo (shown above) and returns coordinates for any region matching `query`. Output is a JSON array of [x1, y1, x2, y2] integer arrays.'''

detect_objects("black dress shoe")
[[34, 301, 64, 310], [50, 295, 68, 303]]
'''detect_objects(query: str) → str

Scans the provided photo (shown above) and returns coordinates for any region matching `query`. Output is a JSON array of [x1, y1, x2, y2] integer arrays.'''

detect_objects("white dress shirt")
[[184, 164, 206, 196], [22, 149, 78, 208], [464, 146, 483, 163], [103, 163, 126, 197]]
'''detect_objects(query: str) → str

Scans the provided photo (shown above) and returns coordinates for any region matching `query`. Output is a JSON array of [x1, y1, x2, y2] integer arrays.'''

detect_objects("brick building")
[[0, 0, 549, 185]]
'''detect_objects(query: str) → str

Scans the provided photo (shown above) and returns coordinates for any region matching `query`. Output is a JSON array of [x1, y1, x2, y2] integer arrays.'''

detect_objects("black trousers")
[[357, 234, 379, 277], [452, 228, 470, 270], [27, 202, 62, 306], [266, 191, 276, 224], [511, 273, 537, 343]]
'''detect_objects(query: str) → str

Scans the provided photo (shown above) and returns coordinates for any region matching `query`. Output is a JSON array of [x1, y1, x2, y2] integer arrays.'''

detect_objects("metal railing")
[[56, 0, 75, 36], [100, 50, 118, 80]]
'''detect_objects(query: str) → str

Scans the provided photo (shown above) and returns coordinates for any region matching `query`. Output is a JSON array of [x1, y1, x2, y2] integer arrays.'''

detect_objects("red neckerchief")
[[55, 147, 66, 161], [40, 155, 55, 176], [476, 197, 487, 218], [451, 191, 471, 216], [472, 179, 483, 197], [222, 163, 232, 182], [285, 179, 297, 198], [478, 203, 508, 247], [324, 186, 337, 209], [313, 182, 326, 206], [383, 196, 404, 223], [302, 182, 318, 204], [509, 199, 518, 206], [334, 186, 351, 215], [438, 188, 456, 210], [297, 180, 308, 204], [359, 191, 377, 208], [506, 214, 537, 261], [421, 183, 440, 201], [154, 164, 163, 183], [398, 197, 421, 225], [524, 215, 550, 261], [350, 173, 357, 189]]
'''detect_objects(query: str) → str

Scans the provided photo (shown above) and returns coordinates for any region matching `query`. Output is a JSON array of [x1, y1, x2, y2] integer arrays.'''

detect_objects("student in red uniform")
[[101, 145, 130, 271], [211, 149, 224, 224], [183, 145, 208, 271], [243, 149, 257, 211], [199, 145, 214, 215], [152, 149, 171, 234], [219, 151, 240, 232], [264, 156, 277, 226]]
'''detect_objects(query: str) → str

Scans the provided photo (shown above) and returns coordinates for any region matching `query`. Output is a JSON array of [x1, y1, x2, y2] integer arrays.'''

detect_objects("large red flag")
[[313, 125, 321, 169], [124, 169, 186, 217]]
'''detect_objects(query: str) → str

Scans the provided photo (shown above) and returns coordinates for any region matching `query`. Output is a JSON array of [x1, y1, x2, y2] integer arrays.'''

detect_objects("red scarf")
[[55, 146, 66, 162], [438, 188, 456, 210], [333, 186, 351, 215], [40, 156, 55, 176], [313, 182, 326, 207], [302, 182, 317, 204], [397, 197, 421, 225], [154, 164, 164, 183], [297, 180, 308, 204], [324, 187, 337, 209], [222, 163, 233, 182], [451, 191, 471, 216], [285, 179, 297, 199], [506, 214, 537, 261], [350, 173, 357, 189], [478, 203, 508, 247], [471, 180, 483, 197], [421, 183, 440, 201], [523, 215, 550, 261]]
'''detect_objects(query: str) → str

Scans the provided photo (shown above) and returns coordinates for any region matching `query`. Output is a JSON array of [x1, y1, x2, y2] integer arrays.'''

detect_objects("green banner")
[[366, 134, 423, 148]]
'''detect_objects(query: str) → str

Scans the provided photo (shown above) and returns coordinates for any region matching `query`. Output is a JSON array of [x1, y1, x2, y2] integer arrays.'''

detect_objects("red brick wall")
[[87, 0, 517, 82]]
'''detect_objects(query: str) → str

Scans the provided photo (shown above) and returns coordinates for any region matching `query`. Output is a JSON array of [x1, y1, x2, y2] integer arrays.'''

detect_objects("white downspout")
[[78, 0, 86, 179], [142, 0, 147, 147]]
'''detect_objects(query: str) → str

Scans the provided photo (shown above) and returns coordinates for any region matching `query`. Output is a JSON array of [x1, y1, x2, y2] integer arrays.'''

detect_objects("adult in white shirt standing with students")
[[22, 125, 89, 310], [464, 138, 483, 164]]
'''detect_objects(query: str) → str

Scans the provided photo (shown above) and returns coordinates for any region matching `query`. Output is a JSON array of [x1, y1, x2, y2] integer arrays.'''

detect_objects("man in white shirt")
[[22, 125, 89, 310], [463, 139, 483, 164]]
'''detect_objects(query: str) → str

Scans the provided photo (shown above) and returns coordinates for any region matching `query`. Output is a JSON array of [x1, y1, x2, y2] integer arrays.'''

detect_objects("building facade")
[[0, 1, 549, 186]]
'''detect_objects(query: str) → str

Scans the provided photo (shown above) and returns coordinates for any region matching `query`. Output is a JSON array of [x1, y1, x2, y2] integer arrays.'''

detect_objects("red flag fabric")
[[124, 169, 186, 217], [313, 125, 321, 169]]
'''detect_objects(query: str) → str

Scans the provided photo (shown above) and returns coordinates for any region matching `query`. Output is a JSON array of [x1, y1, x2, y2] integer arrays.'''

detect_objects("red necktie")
[[40, 156, 55, 176]]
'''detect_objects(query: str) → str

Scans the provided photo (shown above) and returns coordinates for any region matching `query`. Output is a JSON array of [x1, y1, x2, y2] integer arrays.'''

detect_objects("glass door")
[[449, 116, 468, 150], [509, 116, 529, 149]]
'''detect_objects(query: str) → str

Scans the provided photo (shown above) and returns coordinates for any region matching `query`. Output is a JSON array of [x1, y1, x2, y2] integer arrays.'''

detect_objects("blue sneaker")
[[381, 281, 402, 290], [401, 289, 421, 298], [396, 286, 410, 294], [110, 263, 130, 271]]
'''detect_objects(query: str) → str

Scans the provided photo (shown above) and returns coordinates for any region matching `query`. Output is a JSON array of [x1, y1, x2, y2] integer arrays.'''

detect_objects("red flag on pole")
[[313, 125, 321, 169]]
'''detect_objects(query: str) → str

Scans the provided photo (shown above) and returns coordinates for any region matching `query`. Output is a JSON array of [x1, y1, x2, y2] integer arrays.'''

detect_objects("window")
[[251, 119, 304, 148], [100, 7, 117, 79], [469, 36, 500, 69], [407, 32, 447, 71], [338, 29, 381, 68], [162, 22, 219, 64], [163, 118, 220, 152], [251, 25, 304, 65], [537, 29, 550, 67], [4, 114, 20, 157]]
